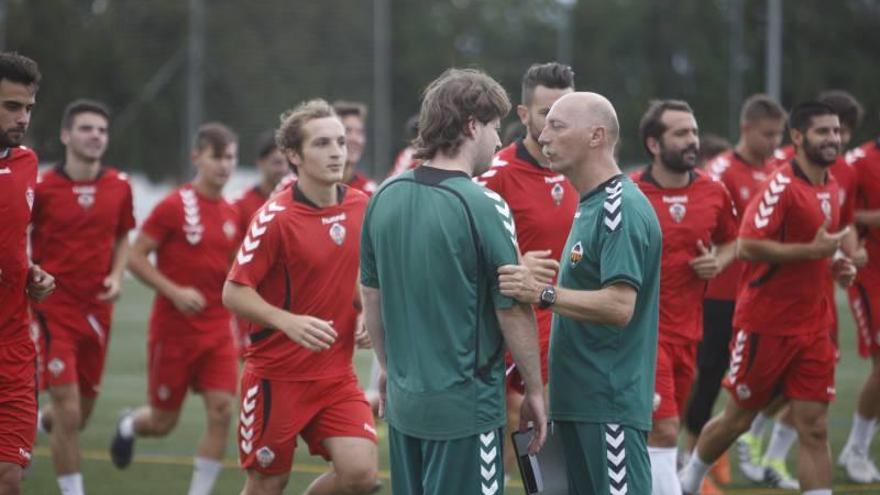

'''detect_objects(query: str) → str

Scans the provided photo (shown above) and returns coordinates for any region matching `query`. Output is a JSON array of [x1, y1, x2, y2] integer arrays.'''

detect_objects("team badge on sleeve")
[[329, 222, 346, 245], [569, 241, 584, 265]]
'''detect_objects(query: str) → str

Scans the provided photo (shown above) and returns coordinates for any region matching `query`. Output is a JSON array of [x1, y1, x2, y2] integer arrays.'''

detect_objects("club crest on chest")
[[329, 222, 346, 245]]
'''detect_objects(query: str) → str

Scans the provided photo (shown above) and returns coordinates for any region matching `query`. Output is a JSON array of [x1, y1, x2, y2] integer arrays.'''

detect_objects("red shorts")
[[238, 369, 376, 475], [506, 306, 551, 395], [34, 302, 112, 398], [849, 280, 880, 358], [0, 337, 37, 467], [653, 340, 697, 420], [148, 334, 238, 411], [724, 328, 836, 409]]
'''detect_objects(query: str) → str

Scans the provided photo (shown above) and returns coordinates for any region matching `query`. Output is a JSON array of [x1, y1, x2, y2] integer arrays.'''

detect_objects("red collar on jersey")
[[514, 138, 544, 170], [292, 182, 347, 209]]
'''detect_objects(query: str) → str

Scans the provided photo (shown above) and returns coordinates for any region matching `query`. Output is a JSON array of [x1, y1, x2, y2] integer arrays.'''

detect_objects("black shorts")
[[698, 299, 735, 369]]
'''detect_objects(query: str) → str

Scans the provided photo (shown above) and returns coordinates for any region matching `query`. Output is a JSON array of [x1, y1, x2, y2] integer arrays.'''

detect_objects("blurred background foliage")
[[5, 0, 880, 180]]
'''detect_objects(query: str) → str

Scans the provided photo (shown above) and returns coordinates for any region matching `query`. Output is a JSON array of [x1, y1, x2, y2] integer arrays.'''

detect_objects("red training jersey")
[[704, 151, 776, 300], [347, 172, 377, 197], [0, 147, 38, 343], [227, 184, 367, 381], [850, 138, 880, 281], [734, 161, 851, 336], [140, 185, 240, 338], [632, 168, 738, 344], [31, 166, 135, 305], [233, 185, 269, 239], [475, 139, 578, 344]]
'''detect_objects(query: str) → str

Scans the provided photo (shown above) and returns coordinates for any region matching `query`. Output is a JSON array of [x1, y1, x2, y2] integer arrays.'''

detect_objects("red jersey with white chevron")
[[850, 138, 880, 280], [227, 184, 367, 381], [141, 185, 239, 338], [232, 185, 269, 240], [632, 168, 738, 343], [347, 172, 377, 197], [734, 161, 850, 336], [704, 151, 776, 300], [0, 147, 38, 343], [475, 139, 578, 351], [31, 166, 135, 304]]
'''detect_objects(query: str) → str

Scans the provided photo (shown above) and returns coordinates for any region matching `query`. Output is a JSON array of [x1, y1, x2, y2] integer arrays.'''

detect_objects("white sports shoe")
[[840, 448, 880, 484], [735, 432, 765, 482]]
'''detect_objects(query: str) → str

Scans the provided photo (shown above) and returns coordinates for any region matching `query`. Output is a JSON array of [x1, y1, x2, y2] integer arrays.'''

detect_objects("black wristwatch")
[[538, 285, 557, 309]]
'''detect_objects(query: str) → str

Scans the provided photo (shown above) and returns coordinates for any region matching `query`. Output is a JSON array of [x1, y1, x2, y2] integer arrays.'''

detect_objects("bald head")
[[551, 92, 620, 147]]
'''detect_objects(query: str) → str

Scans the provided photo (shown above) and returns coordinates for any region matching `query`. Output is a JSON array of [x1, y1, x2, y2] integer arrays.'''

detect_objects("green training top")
[[548, 174, 661, 431], [361, 166, 520, 440]]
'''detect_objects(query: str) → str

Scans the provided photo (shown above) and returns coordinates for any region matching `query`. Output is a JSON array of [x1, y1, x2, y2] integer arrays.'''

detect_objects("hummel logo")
[[484, 190, 517, 243], [240, 385, 259, 455], [479, 430, 499, 495], [606, 423, 628, 495], [604, 180, 623, 232], [754, 174, 790, 229], [237, 201, 284, 265]]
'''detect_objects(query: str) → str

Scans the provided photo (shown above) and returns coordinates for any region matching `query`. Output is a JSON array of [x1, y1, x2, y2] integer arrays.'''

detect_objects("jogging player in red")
[[0, 52, 54, 495], [473, 61, 576, 475], [698, 94, 787, 488], [31, 99, 135, 495], [680, 102, 859, 495], [110, 123, 240, 495], [631, 100, 737, 495], [223, 99, 379, 495], [838, 129, 880, 482]]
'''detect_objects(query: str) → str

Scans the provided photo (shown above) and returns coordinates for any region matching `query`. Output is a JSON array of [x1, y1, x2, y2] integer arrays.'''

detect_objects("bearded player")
[[223, 99, 379, 495], [680, 102, 859, 495], [110, 123, 241, 495], [631, 100, 738, 495], [31, 99, 135, 495], [0, 51, 54, 495], [474, 61, 577, 478]]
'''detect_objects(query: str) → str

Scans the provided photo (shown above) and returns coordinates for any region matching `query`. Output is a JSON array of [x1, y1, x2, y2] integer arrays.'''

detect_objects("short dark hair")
[[740, 94, 786, 124], [254, 129, 278, 160], [0, 52, 40, 88], [789, 101, 837, 134], [521, 62, 575, 105], [194, 122, 237, 156], [638, 99, 694, 158], [699, 133, 731, 165], [817, 90, 864, 131], [276, 99, 337, 154], [414, 68, 510, 160], [61, 99, 110, 130], [332, 100, 368, 120]]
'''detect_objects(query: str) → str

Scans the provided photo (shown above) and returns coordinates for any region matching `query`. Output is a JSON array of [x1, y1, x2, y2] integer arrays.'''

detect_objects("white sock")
[[802, 490, 831, 495], [844, 412, 877, 455], [748, 412, 770, 438], [57, 473, 84, 495], [678, 453, 710, 494], [764, 420, 798, 461], [188, 457, 223, 495], [649, 446, 683, 495], [37, 410, 47, 435], [119, 413, 135, 439]]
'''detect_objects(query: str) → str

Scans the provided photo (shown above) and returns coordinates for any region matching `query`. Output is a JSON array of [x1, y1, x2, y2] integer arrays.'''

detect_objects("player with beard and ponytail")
[[680, 102, 860, 495], [630, 100, 738, 495]]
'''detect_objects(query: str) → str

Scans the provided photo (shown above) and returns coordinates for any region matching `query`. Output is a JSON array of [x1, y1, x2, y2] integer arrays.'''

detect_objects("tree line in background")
[[7, 0, 880, 180]]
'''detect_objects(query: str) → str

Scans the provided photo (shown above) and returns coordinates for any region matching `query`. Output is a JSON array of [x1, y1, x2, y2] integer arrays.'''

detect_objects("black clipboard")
[[512, 424, 569, 494]]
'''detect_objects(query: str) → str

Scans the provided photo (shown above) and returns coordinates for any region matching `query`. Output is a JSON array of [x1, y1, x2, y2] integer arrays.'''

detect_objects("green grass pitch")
[[24, 280, 880, 494]]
